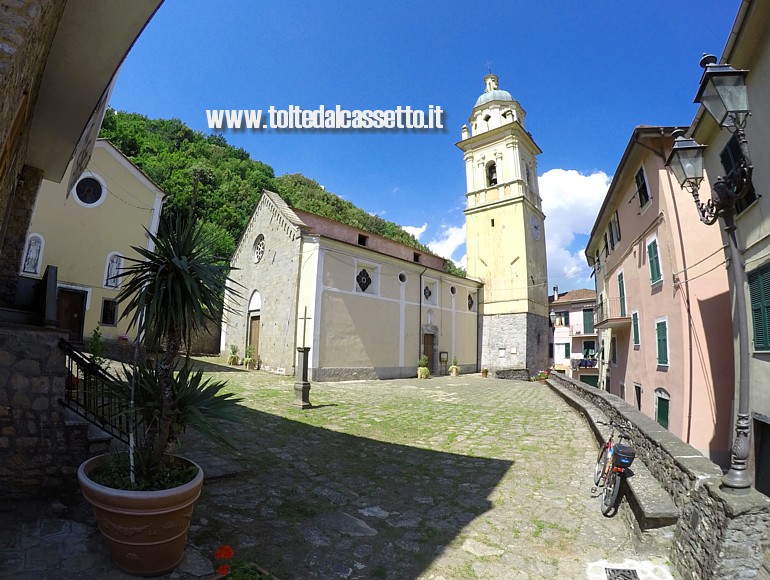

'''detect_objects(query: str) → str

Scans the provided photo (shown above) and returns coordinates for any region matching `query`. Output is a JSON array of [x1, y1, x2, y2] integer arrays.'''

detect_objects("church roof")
[[262, 190, 307, 228]]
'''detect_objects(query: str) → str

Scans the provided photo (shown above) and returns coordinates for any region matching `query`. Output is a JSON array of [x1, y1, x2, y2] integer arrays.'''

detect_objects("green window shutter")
[[618, 272, 626, 317], [750, 268, 770, 350], [632, 312, 639, 346], [648, 240, 661, 283], [583, 309, 594, 334], [565, 311, 570, 325], [565, 343, 570, 358], [656, 321, 668, 365]]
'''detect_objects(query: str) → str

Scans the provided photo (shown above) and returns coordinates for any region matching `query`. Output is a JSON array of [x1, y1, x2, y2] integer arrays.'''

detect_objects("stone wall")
[[0, 0, 67, 307], [548, 372, 770, 580], [480, 312, 548, 375], [0, 165, 43, 306], [0, 322, 87, 498]]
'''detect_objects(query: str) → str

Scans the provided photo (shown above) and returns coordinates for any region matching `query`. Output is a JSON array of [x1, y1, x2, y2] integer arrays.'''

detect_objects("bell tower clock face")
[[529, 214, 541, 240]]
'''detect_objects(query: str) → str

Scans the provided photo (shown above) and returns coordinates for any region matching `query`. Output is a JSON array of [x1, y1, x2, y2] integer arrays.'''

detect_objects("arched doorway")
[[248, 290, 262, 365]]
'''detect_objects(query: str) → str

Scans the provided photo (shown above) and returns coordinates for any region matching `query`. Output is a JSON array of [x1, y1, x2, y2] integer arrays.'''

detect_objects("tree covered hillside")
[[99, 110, 465, 276]]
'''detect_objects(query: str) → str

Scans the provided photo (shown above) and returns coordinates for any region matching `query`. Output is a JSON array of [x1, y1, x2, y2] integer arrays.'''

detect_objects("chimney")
[[553, 286, 559, 302]]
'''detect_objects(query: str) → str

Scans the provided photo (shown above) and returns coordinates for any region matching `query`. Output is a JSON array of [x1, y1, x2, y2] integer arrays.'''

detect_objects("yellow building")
[[20, 139, 164, 343], [457, 74, 549, 372], [223, 191, 481, 380]]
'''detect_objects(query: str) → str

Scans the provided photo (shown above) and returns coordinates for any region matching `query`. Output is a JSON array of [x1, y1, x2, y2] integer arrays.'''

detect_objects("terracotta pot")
[[78, 454, 204, 577], [481, 370, 489, 378]]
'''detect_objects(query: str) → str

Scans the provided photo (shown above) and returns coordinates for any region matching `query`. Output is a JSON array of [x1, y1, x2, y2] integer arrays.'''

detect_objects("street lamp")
[[664, 55, 753, 492], [549, 311, 557, 326]]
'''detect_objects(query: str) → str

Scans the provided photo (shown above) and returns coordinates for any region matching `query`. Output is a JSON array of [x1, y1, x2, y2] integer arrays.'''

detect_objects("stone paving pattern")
[[0, 359, 676, 579]]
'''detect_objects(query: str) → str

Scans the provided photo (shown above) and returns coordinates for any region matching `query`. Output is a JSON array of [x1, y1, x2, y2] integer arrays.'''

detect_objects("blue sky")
[[110, 0, 740, 291]]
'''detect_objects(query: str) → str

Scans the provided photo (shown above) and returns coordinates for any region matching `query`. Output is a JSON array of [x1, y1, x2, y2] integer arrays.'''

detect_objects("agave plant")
[[116, 214, 242, 475]]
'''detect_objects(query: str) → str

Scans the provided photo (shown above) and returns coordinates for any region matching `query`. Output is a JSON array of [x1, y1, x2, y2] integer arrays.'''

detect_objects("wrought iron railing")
[[58, 338, 134, 445], [594, 297, 630, 326]]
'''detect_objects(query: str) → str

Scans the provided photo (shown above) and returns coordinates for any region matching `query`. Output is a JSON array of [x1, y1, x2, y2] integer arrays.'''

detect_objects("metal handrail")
[[58, 338, 134, 445]]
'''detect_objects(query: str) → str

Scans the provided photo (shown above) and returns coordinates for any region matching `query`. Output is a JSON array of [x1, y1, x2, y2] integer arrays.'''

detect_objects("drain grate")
[[605, 569, 640, 580]]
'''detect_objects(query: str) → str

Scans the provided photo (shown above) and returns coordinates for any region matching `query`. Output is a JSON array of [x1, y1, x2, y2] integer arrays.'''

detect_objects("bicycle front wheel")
[[601, 470, 621, 516], [593, 446, 608, 486]]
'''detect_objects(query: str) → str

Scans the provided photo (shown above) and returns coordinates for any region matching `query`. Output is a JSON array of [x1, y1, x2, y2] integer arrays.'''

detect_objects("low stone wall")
[[548, 372, 770, 580], [493, 368, 530, 381], [0, 323, 87, 497]]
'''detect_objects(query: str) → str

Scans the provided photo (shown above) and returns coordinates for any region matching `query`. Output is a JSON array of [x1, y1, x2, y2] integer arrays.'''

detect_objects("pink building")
[[548, 287, 599, 386], [586, 126, 734, 466]]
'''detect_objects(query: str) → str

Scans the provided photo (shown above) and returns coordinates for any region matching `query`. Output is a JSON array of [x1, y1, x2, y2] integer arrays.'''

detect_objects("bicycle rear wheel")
[[593, 446, 608, 486], [601, 470, 621, 516]]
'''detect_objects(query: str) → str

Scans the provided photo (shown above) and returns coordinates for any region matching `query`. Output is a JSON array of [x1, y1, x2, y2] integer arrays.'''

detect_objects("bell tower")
[[457, 74, 549, 374]]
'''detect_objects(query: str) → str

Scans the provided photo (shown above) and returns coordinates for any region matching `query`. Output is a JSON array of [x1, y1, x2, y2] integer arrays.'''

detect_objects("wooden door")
[[57, 289, 86, 343], [423, 333, 435, 373], [249, 316, 260, 361]]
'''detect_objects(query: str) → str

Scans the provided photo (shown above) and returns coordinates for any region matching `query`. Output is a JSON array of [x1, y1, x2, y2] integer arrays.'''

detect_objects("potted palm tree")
[[417, 354, 430, 379], [77, 214, 243, 576]]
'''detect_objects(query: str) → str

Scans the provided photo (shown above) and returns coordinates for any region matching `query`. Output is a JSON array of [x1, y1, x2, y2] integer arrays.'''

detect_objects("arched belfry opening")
[[486, 161, 498, 187]]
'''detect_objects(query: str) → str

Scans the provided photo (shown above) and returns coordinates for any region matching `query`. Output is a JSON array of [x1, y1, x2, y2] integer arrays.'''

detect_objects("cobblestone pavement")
[[0, 360, 677, 579]]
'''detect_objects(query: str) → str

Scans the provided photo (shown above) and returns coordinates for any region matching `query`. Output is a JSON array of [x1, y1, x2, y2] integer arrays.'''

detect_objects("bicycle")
[[592, 419, 636, 516]]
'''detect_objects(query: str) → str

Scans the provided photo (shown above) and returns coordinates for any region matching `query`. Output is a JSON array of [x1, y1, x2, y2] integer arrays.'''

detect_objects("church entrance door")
[[423, 333, 435, 374], [249, 316, 260, 362], [58, 289, 86, 343]]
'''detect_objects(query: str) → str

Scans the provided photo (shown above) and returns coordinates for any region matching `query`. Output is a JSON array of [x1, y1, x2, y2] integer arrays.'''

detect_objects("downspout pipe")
[[418, 266, 428, 365]]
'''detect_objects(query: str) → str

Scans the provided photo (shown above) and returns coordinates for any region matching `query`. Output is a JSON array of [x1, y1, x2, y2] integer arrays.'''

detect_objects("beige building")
[[222, 191, 481, 380], [19, 139, 164, 343], [457, 74, 549, 373], [586, 126, 734, 466]]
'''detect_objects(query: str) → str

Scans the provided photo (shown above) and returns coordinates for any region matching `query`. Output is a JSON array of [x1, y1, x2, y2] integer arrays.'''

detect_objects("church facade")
[[222, 74, 548, 379], [222, 190, 481, 381], [457, 74, 550, 373]]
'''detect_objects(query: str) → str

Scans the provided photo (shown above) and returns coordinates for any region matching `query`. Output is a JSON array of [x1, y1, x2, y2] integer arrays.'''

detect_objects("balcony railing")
[[570, 324, 597, 336], [594, 297, 630, 328], [571, 357, 598, 370]]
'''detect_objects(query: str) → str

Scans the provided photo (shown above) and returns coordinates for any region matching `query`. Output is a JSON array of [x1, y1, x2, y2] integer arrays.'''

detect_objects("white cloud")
[[403, 222, 427, 240], [539, 168, 611, 292], [428, 224, 466, 263]]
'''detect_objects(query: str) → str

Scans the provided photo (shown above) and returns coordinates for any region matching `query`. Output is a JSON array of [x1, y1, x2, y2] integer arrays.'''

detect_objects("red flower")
[[215, 545, 235, 560], [217, 563, 231, 576]]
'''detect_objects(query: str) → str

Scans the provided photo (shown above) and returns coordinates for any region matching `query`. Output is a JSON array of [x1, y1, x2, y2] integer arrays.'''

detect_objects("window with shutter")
[[656, 320, 668, 365], [632, 312, 640, 346], [749, 267, 770, 351], [647, 239, 662, 284], [636, 168, 650, 208], [618, 272, 626, 317]]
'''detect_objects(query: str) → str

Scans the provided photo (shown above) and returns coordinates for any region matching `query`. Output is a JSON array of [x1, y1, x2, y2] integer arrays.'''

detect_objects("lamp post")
[[664, 54, 753, 492]]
